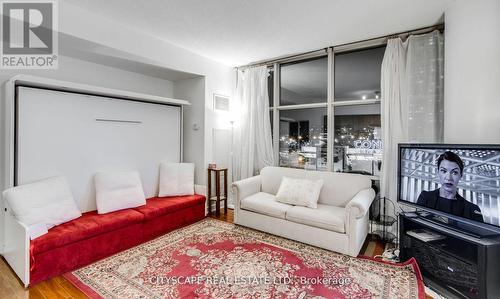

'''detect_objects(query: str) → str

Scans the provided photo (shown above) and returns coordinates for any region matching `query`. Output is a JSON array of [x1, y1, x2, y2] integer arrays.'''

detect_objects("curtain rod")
[[236, 23, 444, 69], [236, 48, 327, 70]]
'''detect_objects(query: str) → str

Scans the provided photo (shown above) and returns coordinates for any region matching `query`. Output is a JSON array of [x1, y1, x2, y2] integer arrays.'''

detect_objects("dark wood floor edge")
[[360, 237, 370, 255]]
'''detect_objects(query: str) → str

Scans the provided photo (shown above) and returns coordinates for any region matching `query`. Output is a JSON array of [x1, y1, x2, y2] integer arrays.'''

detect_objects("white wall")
[[0, 56, 174, 98], [0, 55, 177, 254], [173, 77, 206, 184], [1, 2, 234, 253], [0, 3, 234, 253], [57, 2, 235, 186], [444, 0, 500, 143]]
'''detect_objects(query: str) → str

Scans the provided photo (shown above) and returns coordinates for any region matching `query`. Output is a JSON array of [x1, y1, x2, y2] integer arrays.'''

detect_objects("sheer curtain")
[[406, 31, 445, 142], [380, 38, 408, 201], [381, 31, 444, 200], [232, 66, 275, 182]]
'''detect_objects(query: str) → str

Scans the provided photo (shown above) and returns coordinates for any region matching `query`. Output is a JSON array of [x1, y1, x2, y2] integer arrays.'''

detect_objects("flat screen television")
[[398, 144, 500, 236]]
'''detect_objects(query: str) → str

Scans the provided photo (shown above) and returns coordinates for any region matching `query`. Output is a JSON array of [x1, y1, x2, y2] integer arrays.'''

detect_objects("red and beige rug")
[[64, 218, 424, 298]]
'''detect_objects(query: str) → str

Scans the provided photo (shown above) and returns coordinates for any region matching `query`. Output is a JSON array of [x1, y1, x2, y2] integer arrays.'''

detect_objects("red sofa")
[[29, 194, 206, 285]]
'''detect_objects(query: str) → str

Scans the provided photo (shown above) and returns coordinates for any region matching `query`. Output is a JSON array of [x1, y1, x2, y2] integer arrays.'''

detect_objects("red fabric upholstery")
[[132, 195, 206, 221], [31, 223, 143, 285], [141, 201, 206, 241], [32, 209, 144, 255], [29, 194, 206, 285]]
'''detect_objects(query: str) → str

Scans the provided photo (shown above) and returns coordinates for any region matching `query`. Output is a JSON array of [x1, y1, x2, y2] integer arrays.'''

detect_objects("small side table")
[[370, 196, 397, 243], [207, 168, 228, 216]]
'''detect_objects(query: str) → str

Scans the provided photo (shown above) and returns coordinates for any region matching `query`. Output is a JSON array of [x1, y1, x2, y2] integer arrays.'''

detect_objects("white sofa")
[[232, 166, 376, 257]]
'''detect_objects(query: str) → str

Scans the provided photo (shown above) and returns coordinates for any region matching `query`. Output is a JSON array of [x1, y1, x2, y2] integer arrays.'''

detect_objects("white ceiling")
[[63, 0, 453, 67], [59, 34, 202, 81]]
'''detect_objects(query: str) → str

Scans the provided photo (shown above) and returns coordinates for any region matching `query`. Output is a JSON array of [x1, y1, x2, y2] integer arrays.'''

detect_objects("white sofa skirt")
[[235, 208, 369, 257]]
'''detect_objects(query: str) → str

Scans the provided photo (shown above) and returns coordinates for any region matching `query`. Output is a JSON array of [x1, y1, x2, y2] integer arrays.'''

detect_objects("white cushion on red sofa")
[[2, 176, 82, 229], [94, 171, 146, 214], [158, 162, 195, 197]]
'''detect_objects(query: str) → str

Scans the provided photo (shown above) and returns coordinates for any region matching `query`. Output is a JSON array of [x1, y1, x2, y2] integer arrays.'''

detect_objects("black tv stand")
[[400, 214, 500, 299], [416, 211, 500, 239]]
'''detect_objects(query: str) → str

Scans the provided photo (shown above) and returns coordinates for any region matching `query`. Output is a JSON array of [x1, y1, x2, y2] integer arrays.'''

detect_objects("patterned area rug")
[[64, 218, 424, 298]]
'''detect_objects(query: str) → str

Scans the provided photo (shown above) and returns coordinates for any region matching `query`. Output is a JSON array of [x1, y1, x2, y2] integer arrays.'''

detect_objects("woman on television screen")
[[417, 151, 484, 222]]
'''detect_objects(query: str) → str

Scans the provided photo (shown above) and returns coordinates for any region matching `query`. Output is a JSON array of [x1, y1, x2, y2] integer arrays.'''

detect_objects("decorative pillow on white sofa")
[[159, 162, 195, 197], [2, 176, 82, 229], [94, 171, 146, 214], [275, 177, 324, 209]]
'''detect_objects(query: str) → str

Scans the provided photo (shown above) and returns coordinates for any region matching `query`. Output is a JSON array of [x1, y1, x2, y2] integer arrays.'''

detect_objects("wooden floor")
[[0, 208, 387, 299], [0, 259, 87, 299]]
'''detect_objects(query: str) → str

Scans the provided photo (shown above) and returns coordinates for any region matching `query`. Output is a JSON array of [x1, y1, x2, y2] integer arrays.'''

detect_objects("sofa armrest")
[[232, 175, 261, 210], [345, 188, 375, 256], [345, 188, 376, 219]]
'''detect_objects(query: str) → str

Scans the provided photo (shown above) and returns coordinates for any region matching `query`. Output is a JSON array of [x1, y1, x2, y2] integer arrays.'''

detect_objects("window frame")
[[270, 41, 385, 176]]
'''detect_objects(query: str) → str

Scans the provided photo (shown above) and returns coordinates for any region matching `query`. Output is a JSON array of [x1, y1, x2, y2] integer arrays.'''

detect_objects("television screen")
[[398, 144, 500, 228]]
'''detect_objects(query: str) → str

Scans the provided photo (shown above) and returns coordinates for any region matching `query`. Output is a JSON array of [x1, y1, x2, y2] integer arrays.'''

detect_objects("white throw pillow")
[[2, 176, 82, 229], [275, 177, 324, 209], [94, 171, 146, 214], [158, 163, 195, 197]]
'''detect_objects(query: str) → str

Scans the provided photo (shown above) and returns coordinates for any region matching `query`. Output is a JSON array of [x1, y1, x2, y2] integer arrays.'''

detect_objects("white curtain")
[[380, 38, 408, 201], [381, 31, 444, 200], [406, 31, 445, 142], [232, 66, 274, 181]]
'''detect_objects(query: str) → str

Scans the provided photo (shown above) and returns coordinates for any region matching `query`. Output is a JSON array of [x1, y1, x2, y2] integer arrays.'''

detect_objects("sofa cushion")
[[275, 177, 323, 208], [3, 176, 81, 229], [158, 163, 195, 197], [305, 170, 372, 207], [94, 171, 146, 214], [31, 209, 144, 255], [285, 204, 346, 233], [240, 192, 292, 219], [259, 167, 372, 207], [133, 195, 205, 221], [260, 167, 305, 195]]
